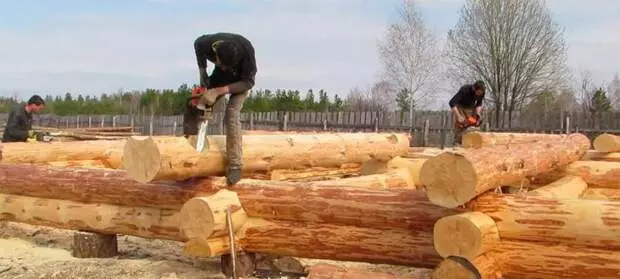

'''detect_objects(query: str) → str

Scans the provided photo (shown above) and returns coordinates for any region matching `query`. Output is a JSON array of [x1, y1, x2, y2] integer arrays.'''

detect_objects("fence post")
[[565, 116, 570, 134], [373, 111, 379, 133], [112, 116, 117, 128], [65, 118, 69, 129], [130, 116, 135, 132], [423, 119, 430, 147], [149, 115, 154, 136], [440, 113, 447, 149], [88, 116, 92, 128], [323, 119, 328, 131], [100, 116, 104, 128], [172, 121, 177, 136], [281, 112, 288, 131], [249, 113, 255, 130], [76, 115, 80, 129]]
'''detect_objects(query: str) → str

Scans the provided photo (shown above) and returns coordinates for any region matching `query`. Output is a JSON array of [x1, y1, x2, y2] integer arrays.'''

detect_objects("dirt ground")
[[0, 222, 430, 279]]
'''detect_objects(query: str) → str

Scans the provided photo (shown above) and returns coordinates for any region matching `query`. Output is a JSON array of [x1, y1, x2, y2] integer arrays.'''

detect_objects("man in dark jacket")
[[2, 95, 45, 143], [185, 32, 257, 186], [448, 80, 485, 145]]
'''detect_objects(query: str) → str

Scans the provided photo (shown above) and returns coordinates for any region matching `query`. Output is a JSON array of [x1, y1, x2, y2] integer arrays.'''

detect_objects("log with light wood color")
[[431, 254, 502, 279], [534, 160, 620, 189], [358, 156, 426, 188], [433, 212, 500, 260], [307, 264, 406, 279], [582, 150, 620, 162], [121, 133, 410, 183], [0, 164, 460, 230], [1, 139, 124, 164], [420, 133, 590, 208], [269, 164, 361, 181], [45, 159, 108, 169], [469, 193, 620, 250], [182, 237, 231, 258], [0, 193, 183, 241], [461, 131, 568, 149], [179, 190, 247, 239], [528, 175, 587, 199], [581, 188, 620, 201], [498, 240, 620, 279], [593, 133, 620, 152], [235, 218, 441, 267], [314, 168, 414, 189]]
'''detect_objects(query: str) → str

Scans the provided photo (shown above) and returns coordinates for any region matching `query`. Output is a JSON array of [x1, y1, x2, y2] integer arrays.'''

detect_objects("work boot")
[[226, 167, 242, 186], [197, 88, 219, 110]]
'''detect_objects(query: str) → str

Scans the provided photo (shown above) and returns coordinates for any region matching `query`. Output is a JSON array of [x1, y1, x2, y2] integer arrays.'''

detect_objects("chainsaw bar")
[[195, 119, 209, 152]]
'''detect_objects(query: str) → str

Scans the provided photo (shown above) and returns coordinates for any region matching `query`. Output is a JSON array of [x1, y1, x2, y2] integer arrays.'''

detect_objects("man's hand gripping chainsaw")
[[189, 86, 216, 152]]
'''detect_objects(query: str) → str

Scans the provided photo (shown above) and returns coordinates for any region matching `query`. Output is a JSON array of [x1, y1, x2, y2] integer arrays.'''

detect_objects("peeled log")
[[103, 148, 123, 169], [581, 188, 620, 201], [0, 164, 461, 230], [237, 218, 441, 267], [462, 132, 568, 149], [431, 254, 502, 279], [593, 133, 620, 152], [269, 164, 361, 181], [179, 190, 247, 239], [470, 194, 620, 250], [499, 240, 620, 279], [433, 212, 499, 260], [582, 150, 620, 162], [0, 193, 182, 241], [534, 160, 620, 189], [45, 160, 108, 169], [1, 140, 124, 164], [528, 175, 587, 199], [183, 237, 231, 258], [308, 264, 406, 279], [121, 133, 410, 183], [312, 168, 414, 189], [387, 157, 426, 188], [421, 133, 590, 208]]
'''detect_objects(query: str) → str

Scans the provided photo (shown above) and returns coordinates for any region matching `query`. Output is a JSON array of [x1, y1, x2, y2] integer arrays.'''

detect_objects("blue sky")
[[0, 0, 618, 109]]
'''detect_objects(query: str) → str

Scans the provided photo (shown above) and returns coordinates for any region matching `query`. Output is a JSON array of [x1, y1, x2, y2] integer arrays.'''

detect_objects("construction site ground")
[[0, 221, 430, 279]]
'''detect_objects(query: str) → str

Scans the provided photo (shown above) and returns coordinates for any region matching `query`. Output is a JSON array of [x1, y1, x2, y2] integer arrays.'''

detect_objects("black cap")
[[27, 95, 45, 105]]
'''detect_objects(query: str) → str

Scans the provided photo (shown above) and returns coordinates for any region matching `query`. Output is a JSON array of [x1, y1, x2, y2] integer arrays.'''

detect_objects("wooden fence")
[[0, 110, 618, 147]]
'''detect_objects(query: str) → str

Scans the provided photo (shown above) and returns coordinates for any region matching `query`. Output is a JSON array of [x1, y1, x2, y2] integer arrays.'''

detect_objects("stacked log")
[[307, 264, 407, 279], [420, 133, 590, 208], [121, 133, 410, 183], [461, 132, 568, 149], [593, 133, 620, 152]]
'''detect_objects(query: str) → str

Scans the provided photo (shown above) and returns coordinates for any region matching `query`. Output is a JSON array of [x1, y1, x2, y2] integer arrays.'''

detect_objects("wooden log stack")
[[425, 132, 620, 278]]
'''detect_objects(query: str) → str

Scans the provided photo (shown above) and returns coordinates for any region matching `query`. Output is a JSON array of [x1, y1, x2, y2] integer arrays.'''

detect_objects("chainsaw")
[[457, 114, 482, 131], [189, 87, 214, 153], [27, 131, 54, 143]]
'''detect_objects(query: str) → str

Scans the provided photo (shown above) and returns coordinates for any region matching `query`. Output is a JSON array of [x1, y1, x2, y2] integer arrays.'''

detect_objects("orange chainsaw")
[[457, 114, 482, 129]]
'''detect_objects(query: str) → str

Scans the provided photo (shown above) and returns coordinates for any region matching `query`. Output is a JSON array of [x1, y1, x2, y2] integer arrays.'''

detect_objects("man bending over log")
[[448, 80, 485, 145], [2, 95, 46, 143], [184, 32, 257, 185]]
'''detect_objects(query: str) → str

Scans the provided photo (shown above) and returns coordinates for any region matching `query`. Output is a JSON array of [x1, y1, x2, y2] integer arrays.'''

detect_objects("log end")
[[121, 136, 162, 183], [433, 212, 498, 260], [183, 237, 230, 258], [461, 132, 483, 149], [420, 153, 477, 208], [431, 256, 499, 279], [179, 190, 247, 239], [593, 133, 620, 152]]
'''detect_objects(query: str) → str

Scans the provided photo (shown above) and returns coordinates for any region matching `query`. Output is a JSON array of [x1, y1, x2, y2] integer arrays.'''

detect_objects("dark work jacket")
[[194, 32, 257, 93], [448, 84, 485, 109], [2, 104, 32, 142]]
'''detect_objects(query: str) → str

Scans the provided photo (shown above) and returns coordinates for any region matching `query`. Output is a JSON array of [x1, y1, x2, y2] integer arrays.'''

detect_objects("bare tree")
[[607, 73, 620, 110], [377, 1, 439, 121], [344, 81, 396, 112], [446, 0, 568, 128]]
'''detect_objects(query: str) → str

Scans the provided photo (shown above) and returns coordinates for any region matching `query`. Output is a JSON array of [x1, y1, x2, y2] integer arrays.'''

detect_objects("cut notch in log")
[[533, 160, 620, 189], [179, 189, 247, 240], [433, 212, 499, 260], [593, 133, 620, 152], [421, 133, 590, 208], [528, 175, 587, 199], [183, 237, 231, 258], [71, 231, 118, 258], [308, 264, 405, 279]]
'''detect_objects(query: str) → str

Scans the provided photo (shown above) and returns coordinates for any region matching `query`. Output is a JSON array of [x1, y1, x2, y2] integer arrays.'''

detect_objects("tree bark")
[[420, 133, 590, 208], [593, 133, 620, 152], [308, 264, 406, 279], [71, 231, 118, 258], [0, 193, 183, 241], [121, 133, 410, 183], [1, 140, 124, 164], [498, 240, 620, 279], [469, 193, 620, 250], [237, 218, 441, 268], [0, 164, 461, 230], [534, 161, 620, 189], [462, 132, 568, 149]]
